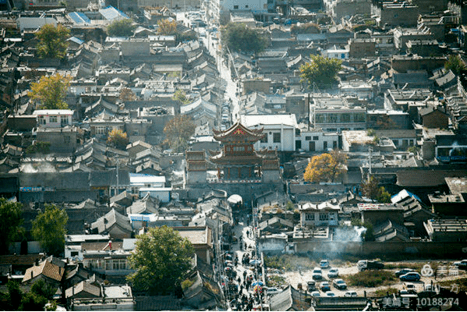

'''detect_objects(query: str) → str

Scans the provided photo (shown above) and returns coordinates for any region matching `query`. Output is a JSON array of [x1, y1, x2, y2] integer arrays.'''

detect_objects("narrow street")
[[220, 214, 269, 311]]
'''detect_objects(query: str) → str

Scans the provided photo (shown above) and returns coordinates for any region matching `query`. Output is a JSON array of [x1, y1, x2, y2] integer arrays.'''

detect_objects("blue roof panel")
[[68, 12, 91, 25], [99, 6, 129, 21]]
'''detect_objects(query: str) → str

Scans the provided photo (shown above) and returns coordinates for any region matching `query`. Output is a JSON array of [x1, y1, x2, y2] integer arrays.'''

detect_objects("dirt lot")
[[280, 259, 466, 297]]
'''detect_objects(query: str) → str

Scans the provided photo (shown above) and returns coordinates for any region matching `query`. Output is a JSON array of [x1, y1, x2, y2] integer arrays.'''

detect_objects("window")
[[49, 116, 57, 123], [71, 251, 79, 257], [316, 114, 325, 123], [119, 260, 127, 270], [305, 136, 311, 141], [354, 113, 365, 122], [328, 114, 338, 123], [305, 213, 315, 221], [333, 141, 337, 148], [341, 113, 350, 122], [106, 260, 112, 270], [319, 213, 329, 221], [296, 140, 302, 149], [113, 260, 119, 270], [313, 136, 319, 141], [233, 5, 238, 9], [273, 133, 281, 143], [323, 141, 328, 150], [245, 5, 248, 8], [233, 146, 245, 152], [39, 117, 46, 125], [61, 117, 69, 126], [260, 134, 267, 143], [96, 127, 106, 135], [295, 129, 301, 136]]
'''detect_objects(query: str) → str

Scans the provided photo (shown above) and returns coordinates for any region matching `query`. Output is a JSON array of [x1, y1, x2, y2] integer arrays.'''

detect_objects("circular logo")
[[421, 264, 434, 277]]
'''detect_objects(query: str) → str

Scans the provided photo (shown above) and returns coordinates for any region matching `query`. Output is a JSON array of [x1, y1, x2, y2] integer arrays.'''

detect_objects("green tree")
[[28, 73, 71, 109], [20, 291, 48, 311], [300, 54, 342, 89], [127, 226, 194, 294], [157, 19, 177, 35], [35, 24, 70, 59], [0, 198, 24, 255], [303, 149, 347, 183], [26, 141, 51, 155], [106, 129, 129, 150], [172, 89, 190, 105], [107, 18, 135, 37], [32, 204, 68, 257], [445, 54, 466, 75], [221, 22, 268, 55], [6, 280, 23, 310], [361, 176, 391, 203], [163, 115, 196, 153]]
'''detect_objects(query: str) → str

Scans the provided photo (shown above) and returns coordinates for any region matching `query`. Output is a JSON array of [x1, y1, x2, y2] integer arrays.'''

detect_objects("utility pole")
[[116, 158, 119, 196], [368, 146, 372, 182]]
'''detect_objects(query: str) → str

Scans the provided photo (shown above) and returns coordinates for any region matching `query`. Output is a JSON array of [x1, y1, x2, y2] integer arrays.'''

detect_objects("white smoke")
[[333, 226, 367, 242]]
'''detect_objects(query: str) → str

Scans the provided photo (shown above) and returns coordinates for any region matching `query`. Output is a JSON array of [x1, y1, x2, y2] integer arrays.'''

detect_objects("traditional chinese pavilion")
[[208, 121, 281, 183]]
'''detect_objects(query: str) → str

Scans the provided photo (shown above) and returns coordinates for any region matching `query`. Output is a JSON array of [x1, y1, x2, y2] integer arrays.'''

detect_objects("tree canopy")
[[127, 226, 194, 294], [106, 129, 129, 150], [360, 176, 391, 203], [35, 24, 70, 59], [303, 149, 347, 183], [107, 18, 135, 37], [221, 22, 268, 55], [300, 54, 342, 89], [28, 73, 71, 109], [1, 280, 56, 311], [163, 115, 196, 153], [0, 198, 24, 255], [172, 89, 190, 105], [445, 54, 467, 75], [32, 204, 68, 257], [119, 87, 138, 101], [157, 19, 178, 35]]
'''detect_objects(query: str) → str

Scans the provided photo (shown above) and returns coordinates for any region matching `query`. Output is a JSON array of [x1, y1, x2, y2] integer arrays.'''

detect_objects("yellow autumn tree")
[[28, 73, 71, 109], [157, 19, 177, 35], [107, 129, 129, 150], [35, 24, 70, 59], [163, 115, 196, 153], [119, 87, 138, 101], [304, 149, 347, 183]]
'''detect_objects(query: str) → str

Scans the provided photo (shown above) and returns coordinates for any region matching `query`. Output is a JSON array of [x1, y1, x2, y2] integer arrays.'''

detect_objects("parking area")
[[279, 259, 466, 298]]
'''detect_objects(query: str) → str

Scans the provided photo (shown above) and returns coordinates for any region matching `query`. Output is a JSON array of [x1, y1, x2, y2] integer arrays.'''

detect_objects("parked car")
[[333, 279, 347, 290], [325, 291, 336, 297], [454, 259, 467, 269], [404, 283, 417, 294], [327, 268, 339, 278], [320, 260, 330, 269], [400, 272, 421, 282], [310, 291, 320, 297], [395, 268, 415, 277], [344, 291, 357, 297], [307, 281, 316, 292], [312, 267, 323, 280], [357, 260, 384, 271], [320, 281, 331, 292]]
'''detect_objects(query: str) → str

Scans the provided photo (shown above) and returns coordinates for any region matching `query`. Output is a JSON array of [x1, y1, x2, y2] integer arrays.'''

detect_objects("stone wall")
[[293, 240, 467, 259]]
